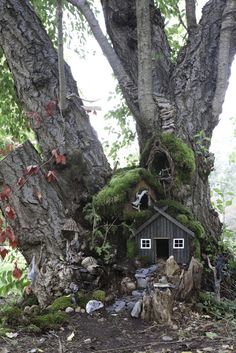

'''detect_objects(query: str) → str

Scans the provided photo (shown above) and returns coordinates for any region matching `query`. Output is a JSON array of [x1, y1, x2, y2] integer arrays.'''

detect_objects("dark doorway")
[[155, 239, 169, 259]]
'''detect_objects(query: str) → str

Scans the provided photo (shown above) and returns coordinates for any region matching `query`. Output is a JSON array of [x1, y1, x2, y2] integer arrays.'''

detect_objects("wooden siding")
[[136, 214, 192, 264]]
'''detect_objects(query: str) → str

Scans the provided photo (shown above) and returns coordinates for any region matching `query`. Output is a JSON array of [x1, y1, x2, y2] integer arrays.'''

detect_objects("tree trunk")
[[101, 0, 236, 241], [0, 0, 110, 306]]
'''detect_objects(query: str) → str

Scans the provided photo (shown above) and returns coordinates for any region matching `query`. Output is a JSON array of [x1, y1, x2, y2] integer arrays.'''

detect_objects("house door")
[[155, 238, 169, 259]]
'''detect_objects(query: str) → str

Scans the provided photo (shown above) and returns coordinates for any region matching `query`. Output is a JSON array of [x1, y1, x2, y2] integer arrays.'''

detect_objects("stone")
[[165, 256, 180, 276], [81, 309, 85, 314], [131, 300, 142, 318], [81, 256, 98, 269], [65, 306, 74, 313], [86, 300, 104, 314], [107, 300, 126, 313], [132, 290, 144, 298], [135, 275, 149, 289], [162, 335, 173, 342], [84, 338, 92, 344], [121, 277, 136, 294], [75, 307, 81, 313]]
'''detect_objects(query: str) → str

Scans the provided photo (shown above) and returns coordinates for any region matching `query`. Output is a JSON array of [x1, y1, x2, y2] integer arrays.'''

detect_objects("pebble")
[[84, 338, 92, 344], [172, 324, 178, 330], [81, 309, 85, 314], [75, 307, 81, 313], [65, 307, 74, 313], [162, 335, 173, 342]]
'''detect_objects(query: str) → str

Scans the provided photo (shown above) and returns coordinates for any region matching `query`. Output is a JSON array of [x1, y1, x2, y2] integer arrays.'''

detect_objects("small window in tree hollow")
[[141, 239, 151, 249], [173, 238, 184, 249]]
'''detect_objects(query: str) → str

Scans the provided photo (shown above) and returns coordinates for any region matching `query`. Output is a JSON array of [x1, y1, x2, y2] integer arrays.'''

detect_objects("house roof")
[[135, 206, 195, 237]]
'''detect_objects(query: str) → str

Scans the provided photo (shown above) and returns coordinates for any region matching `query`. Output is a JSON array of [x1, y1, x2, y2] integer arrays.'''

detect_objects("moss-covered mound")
[[141, 133, 195, 184], [32, 312, 69, 331], [47, 295, 73, 312], [93, 168, 163, 218]]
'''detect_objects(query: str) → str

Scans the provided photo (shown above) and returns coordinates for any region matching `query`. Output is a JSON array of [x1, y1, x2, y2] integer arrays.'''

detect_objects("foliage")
[[103, 86, 138, 167], [93, 168, 163, 218], [0, 249, 28, 297], [200, 291, 236, 320], [83, 203, 115, 263], [155, 0, 187, 60], [0, 305, 23, 326], [126, 239, 138, 259], [124, 210, 154, 228]]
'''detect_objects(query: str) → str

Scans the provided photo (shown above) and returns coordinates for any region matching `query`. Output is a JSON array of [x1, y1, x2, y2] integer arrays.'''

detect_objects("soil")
[[0, 305, 235, 353]]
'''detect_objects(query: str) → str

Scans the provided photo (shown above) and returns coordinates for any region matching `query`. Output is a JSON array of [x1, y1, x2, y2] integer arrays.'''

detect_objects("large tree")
[[0, 0, 235, 306]]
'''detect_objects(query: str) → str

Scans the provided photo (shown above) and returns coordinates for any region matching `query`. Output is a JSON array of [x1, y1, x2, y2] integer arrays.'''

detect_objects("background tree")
[[0, 0, 235, 306]]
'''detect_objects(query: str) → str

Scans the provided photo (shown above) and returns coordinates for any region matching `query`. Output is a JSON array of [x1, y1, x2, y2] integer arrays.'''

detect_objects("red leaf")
[[9, 239, 18, 249], [46, 170, 57, 183], [0, 186, 12, 201], [51, 149, 66, 165], [6, 225, 15, 242], [17, 176, 27, 187], [45, 100, 57, 117], [0, 230, 6, 244], [55, 154, 66, 165], [13, 262, 22, 280], [0, 247, 9, 260], [5, 206, 16, 220], [25, 165, 39, 176]]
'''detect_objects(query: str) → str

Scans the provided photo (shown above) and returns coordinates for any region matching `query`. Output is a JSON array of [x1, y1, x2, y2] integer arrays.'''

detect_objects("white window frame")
[[140, 238, 151, 249], [173, 238, 184, 249]]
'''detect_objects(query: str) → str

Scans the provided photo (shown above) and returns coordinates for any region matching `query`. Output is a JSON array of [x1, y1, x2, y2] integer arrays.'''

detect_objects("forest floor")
[[0, 304, 235, 353]]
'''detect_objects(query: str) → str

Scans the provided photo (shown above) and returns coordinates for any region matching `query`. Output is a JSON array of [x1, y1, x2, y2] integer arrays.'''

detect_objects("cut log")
[[0, 141, 74, 307], [141, 288, 173, 324]]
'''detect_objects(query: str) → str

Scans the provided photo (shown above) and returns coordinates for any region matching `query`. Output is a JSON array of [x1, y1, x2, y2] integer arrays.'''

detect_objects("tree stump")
[[177, 257, 203, 301], [141, 288, 173, 324]]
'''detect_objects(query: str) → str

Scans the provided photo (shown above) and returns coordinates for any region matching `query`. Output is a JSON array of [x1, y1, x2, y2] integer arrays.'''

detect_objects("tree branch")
[[66, 0, 141, 121], [136, 0, 156, 126], [185, 0, 197, 33], [212, 0, 236, 122]]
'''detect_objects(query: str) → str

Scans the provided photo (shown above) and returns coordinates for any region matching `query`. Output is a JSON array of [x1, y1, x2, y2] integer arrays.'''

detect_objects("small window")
[[141, 239, 151, 249], [173, 238, 184, 249]]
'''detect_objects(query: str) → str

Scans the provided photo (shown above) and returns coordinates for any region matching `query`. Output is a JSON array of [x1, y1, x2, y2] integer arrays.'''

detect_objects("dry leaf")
[[67, 331, 75, 341]]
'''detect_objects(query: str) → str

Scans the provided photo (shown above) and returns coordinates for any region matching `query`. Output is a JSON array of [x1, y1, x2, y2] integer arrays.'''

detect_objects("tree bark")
[[0, 141, 71, 306], [0, 0, 111, 217]]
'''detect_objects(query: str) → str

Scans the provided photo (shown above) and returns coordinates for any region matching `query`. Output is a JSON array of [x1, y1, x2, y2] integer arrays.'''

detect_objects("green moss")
[[192, 238, 201, 259], [93, 168, 163, 218], [127, 239, 138, 259], [32, 312, 68, 330], [23, 324, 41, 334], [0, 305, 22, 326], [160, 133, 195, 182], [157, 199, 192, 218], [124, 209, 153, 227], [176, 214, 189, 224], [0, 327, 10, 336], [188, 220, 205, 238], [92, 290, 106, 302], [76, 291, 92, 308], [47, 295, 73, 312], [141, 133, 195, 184]]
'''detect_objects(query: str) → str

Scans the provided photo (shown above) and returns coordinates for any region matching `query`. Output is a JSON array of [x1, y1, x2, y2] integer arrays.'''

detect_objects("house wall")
[[136, 215, 191, 264]]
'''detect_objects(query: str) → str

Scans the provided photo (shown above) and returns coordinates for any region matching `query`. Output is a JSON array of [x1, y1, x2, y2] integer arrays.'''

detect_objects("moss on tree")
[[93, 167, 163, 218]]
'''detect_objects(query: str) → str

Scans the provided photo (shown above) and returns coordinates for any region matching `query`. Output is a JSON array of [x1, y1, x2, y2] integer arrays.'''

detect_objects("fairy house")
[[135, 206, 194, 264]]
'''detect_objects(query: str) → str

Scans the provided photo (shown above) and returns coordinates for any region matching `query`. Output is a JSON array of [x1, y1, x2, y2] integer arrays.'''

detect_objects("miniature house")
[[135, 206, 194, 264]]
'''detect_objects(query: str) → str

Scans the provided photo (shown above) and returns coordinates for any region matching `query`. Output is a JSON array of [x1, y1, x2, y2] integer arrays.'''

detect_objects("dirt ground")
[[0, 306, 235, 353]]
